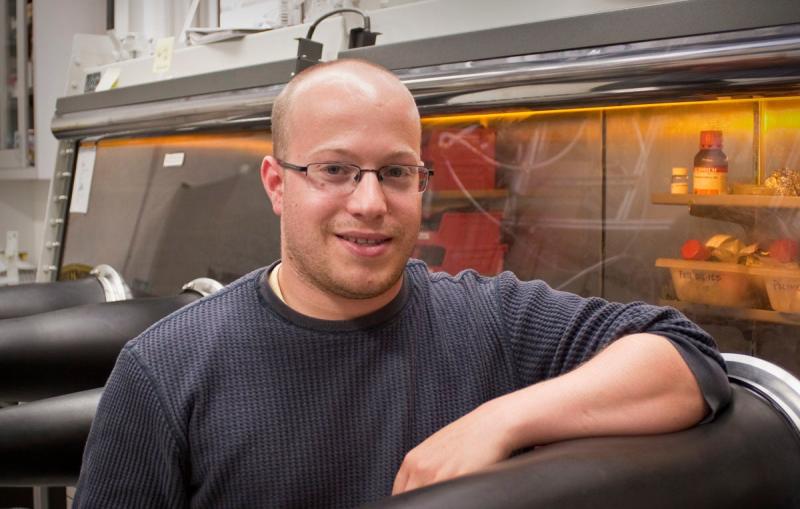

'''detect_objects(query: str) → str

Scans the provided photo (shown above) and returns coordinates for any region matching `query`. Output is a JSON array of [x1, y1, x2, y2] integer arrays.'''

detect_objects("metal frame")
[[51, 23, 800, 140], [56, 58, 298, 116], [54, 0, 800, 121], [36, 140, 76, 282], [723, 353, 800, 437], [341, 0, 800, 72], [396, 24, 800, 115], [89, 264, 132, 302], [181, 277, 224, 298]]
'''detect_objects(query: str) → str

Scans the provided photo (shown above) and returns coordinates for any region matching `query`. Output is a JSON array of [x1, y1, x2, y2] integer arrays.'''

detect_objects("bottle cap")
[[681, 239, 711, 261], [700, 130, 723, 149], [671, 166, 688, 176]]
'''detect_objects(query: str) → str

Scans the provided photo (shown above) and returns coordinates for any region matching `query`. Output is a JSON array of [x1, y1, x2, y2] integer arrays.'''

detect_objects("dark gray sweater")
[[74, 260, 729, 508]]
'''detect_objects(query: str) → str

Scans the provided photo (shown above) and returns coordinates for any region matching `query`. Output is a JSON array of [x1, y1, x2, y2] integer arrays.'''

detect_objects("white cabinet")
[[0, 0, 33, 174]]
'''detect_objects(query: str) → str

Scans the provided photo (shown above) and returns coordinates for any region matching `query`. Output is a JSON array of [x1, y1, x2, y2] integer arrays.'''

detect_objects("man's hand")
[[392, 399, 514, 495]]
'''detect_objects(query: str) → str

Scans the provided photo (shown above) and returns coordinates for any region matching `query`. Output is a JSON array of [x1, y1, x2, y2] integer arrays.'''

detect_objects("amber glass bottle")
[[693, 130, 728, 195]]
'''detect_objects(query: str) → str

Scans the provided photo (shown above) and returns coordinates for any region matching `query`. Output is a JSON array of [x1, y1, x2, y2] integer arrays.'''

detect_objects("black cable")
[[106, 0, 114, 30], [306, 8, 370, 40]]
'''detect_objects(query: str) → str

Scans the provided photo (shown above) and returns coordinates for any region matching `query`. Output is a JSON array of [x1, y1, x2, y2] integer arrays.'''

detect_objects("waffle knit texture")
[[74, 260, 729, 508]]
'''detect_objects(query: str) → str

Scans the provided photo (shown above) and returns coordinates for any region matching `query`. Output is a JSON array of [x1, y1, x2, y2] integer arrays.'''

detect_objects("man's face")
[[275, 69, 422, 300]]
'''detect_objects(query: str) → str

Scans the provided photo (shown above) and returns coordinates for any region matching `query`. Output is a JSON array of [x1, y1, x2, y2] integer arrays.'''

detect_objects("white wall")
[[0, 180, 49, 263], [0, 0, 106, 266], [34, 0, 108, 180]]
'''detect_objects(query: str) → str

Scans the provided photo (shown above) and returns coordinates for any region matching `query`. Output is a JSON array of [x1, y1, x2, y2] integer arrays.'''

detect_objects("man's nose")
[[346, 171, 388, 219]]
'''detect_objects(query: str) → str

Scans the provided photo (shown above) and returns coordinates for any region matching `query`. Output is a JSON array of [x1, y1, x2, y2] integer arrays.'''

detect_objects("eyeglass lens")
[[307, 163, 430, 193]]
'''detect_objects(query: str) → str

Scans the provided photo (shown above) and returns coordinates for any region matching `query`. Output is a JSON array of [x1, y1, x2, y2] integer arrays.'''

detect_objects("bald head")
[[270, 59, 419, 160]]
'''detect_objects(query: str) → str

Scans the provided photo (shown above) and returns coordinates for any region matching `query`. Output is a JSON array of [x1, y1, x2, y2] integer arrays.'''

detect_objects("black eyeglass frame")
[[276, 159, 434, 193]]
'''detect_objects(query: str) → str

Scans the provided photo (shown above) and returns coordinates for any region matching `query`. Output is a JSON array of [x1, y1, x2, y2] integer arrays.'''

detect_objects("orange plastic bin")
[[415, 211, 507, 276]]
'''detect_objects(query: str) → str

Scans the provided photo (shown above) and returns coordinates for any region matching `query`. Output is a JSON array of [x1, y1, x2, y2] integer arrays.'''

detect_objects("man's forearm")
[[498, 333, 707, 451], [392, 333, 709, 494]]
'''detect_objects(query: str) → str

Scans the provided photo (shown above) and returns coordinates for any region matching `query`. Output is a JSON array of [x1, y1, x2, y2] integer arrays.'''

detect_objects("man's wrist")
[[479, 393, 528, 456], [489, 382, 569, 453]]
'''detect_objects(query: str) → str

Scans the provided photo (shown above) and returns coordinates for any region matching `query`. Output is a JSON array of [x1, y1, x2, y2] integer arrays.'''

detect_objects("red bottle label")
[[693, 166, 728, 195]]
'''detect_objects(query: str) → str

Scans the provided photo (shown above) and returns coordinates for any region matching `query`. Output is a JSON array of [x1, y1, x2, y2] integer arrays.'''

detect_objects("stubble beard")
[[283, 227, 416, 300]]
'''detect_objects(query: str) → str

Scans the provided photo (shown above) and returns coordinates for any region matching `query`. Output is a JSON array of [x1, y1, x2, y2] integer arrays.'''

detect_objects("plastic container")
[[670, 167, 689, 194], [748, 266, 800, 313], [656, 258, 763, 308], [424, 128, 496, 191], [415, 211, 507, 275]]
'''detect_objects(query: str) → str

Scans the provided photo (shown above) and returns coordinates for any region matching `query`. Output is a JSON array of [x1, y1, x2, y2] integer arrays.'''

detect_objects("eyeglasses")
[[277, 159, 434, 194]]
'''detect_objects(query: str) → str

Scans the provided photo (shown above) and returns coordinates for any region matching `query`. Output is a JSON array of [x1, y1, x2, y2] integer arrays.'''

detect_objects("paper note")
[[3, 231, 19, 284], [163, 152, 185, 167], [95, 67, 120, 91], [69, 146, 97, 214], [153, 37, 175, 73]]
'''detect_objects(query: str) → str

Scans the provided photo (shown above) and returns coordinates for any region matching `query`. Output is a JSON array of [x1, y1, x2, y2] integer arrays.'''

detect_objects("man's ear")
[[261, 155, 284, 216]]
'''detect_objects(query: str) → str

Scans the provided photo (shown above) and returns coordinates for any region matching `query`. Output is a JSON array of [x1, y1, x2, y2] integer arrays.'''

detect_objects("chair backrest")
[[365, 354, 800, 509]]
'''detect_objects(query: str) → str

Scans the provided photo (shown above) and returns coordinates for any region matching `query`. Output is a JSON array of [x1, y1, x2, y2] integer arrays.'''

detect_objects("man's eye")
[[383, 165, 412, 178], [322, 164, 347, 176]]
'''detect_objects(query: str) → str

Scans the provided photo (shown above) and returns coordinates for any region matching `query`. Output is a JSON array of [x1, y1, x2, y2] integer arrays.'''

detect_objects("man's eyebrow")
[[310, 147, 358, 159], [310, 147, 419, 162]]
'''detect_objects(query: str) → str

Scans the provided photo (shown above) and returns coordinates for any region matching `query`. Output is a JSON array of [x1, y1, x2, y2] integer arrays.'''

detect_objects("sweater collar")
[[256, 260, 412, 332]]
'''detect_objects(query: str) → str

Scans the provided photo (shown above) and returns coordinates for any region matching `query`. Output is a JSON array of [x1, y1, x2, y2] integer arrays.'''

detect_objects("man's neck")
[[275, 262, 403, 321]]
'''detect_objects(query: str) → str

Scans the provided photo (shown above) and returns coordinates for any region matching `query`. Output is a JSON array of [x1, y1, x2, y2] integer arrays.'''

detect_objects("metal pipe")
[[0, 389, 101, 486], [0, 277, 105, 320], [0, 264, 130, 320]]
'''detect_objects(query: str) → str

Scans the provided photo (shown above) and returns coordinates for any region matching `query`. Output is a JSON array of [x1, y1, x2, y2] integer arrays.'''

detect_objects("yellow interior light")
[[421, 96, 800, 126], [87, 132, 273, 155]]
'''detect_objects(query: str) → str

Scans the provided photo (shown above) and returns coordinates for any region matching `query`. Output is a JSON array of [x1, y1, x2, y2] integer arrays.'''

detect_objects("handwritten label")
[[153, 37, 175, 73], [677, 270, 722, 283], [69, 146, 97, 214], [772, 279, 800, 292]]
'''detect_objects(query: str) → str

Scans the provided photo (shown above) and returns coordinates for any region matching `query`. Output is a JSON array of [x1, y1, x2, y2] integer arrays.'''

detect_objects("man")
[[74, 59, 730, 508]]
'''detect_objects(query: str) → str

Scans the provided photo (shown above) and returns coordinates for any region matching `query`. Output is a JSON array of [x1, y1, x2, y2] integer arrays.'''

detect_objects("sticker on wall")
[[95, 67, 120, 92], [84, 72, 102, 93], [69, 146, 97, 214], [153, 37, 175, 74]]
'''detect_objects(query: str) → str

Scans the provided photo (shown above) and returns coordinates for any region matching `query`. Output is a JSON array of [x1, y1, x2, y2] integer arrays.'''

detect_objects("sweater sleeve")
[[495, 272, 731, 420], [73, 345, 189, 508]]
